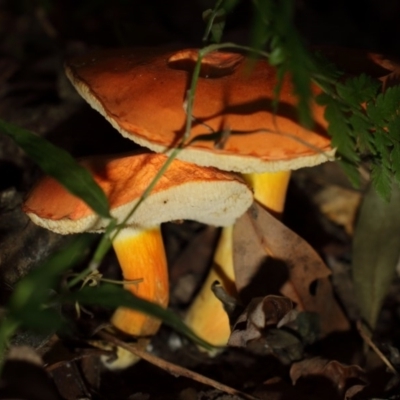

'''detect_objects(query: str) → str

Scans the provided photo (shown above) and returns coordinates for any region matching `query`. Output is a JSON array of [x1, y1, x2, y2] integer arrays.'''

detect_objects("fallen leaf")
[[233, 202, 349, 336], [211, 281, 238, 319], [352, 181, 400, 329], [251, 330, 304, 366], [228, 296, 320, 364], [228, 295, 293, 347], [167, 49, 244, 78], [290, 358, 368, 399]]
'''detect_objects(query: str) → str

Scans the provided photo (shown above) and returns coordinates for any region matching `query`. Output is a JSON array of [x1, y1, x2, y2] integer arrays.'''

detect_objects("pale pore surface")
[[65, 47, 335, 174], [24, 152, 253, 234]]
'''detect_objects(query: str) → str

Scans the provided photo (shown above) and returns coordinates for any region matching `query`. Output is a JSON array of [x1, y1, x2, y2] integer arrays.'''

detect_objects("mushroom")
[[23, 152, 253, 338], [64, 47, 334, 345]]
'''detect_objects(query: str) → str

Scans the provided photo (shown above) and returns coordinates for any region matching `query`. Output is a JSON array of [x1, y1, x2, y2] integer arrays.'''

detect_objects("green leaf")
[[65, 284, 214, 351], [349, 114, 374, 154], [269, 46, 286, 66], [289, 61, 313, 128], [337, 75, 380, 107], [387, 116, 400, 142], [324, 100, 359, 163], [391, 143, 400, 183], [367, 102, 384, 125], [375, 86, 400, 121], [0, 119, 111, 218], [202, 8, 226, 43], [250, 0, 272, 51], [0, 234, 95, 362], [338, 159, 360, 188], [249, 0, 316, 128], [272, 65, 286, 114], [352, 179, 400, 329], [14, 308, 65, 333], [315, 92, 330, 106], [312, 52, 343, 81], [8, 234, 95, 313], [371, 163, 392, 200], [202, 0, 241, 43], [374, 130, 392, 168], [367, 86, 400, 125]]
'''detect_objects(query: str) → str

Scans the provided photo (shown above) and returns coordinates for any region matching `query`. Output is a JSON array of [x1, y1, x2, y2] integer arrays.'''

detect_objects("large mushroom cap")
[[23, 152, 253, 234], [65, 47, 334, 174]]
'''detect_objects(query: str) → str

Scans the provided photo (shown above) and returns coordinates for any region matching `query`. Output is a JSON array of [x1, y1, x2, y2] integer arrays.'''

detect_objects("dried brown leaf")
[[290, 358, 367, 399], [228, 295, 293, 347], [233, 202, 349, 336], [167, 49, 244, 78]]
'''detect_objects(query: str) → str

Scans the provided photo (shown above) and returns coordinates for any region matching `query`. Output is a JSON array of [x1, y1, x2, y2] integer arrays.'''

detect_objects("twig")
[[356, 320, 398, 375], [98, 331, 260, 400]]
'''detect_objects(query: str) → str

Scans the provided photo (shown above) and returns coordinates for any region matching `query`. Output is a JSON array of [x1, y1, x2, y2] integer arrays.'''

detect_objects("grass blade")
[[65, 284, 214, 351], [0, 119, 110, 218]]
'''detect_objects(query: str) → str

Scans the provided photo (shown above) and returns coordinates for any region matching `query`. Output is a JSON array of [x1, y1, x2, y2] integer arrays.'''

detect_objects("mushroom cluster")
[[63, 46, 334, 346]]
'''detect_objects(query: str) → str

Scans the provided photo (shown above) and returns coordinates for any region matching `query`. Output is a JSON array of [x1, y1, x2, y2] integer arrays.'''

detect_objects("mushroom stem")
[[242, 170, 291, 217], [184, 170, 291, 346], [184, 226, 237, 346], [110, 226, 169, 337]]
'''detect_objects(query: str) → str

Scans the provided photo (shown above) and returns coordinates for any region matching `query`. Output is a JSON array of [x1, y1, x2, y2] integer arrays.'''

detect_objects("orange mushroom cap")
[[23, 152, 253, 232], [65, 47, 334, 174]]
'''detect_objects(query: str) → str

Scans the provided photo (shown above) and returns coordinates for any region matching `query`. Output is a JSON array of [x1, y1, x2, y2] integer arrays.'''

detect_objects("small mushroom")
[[23, 152, 253, 338]]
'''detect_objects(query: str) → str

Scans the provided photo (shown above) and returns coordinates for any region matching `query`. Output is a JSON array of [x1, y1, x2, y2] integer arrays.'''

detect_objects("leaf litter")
[[290, 358, 368, 399], [233, 202, 349, 336]]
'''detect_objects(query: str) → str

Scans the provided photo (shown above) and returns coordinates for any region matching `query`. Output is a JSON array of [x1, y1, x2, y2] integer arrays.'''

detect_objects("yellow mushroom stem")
[[184, 170, 291, 347], [184, 226, 236, 347], [242, 170, 291, 217], [110, 226, 169, 337]]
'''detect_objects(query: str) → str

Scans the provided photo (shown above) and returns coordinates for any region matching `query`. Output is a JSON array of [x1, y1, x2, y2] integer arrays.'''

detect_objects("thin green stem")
[[110, 147, 183, 243], [202, 0, 224, 43]]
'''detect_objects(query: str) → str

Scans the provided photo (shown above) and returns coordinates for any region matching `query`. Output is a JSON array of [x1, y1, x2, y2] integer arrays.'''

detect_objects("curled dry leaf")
[[233, 202, 349, 336], [228, 296, 320, 364], [167, 49, 244, 78], [228, 295, 293, 347], [211, 281, 238, 319], [290, 358, 368, 399]]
